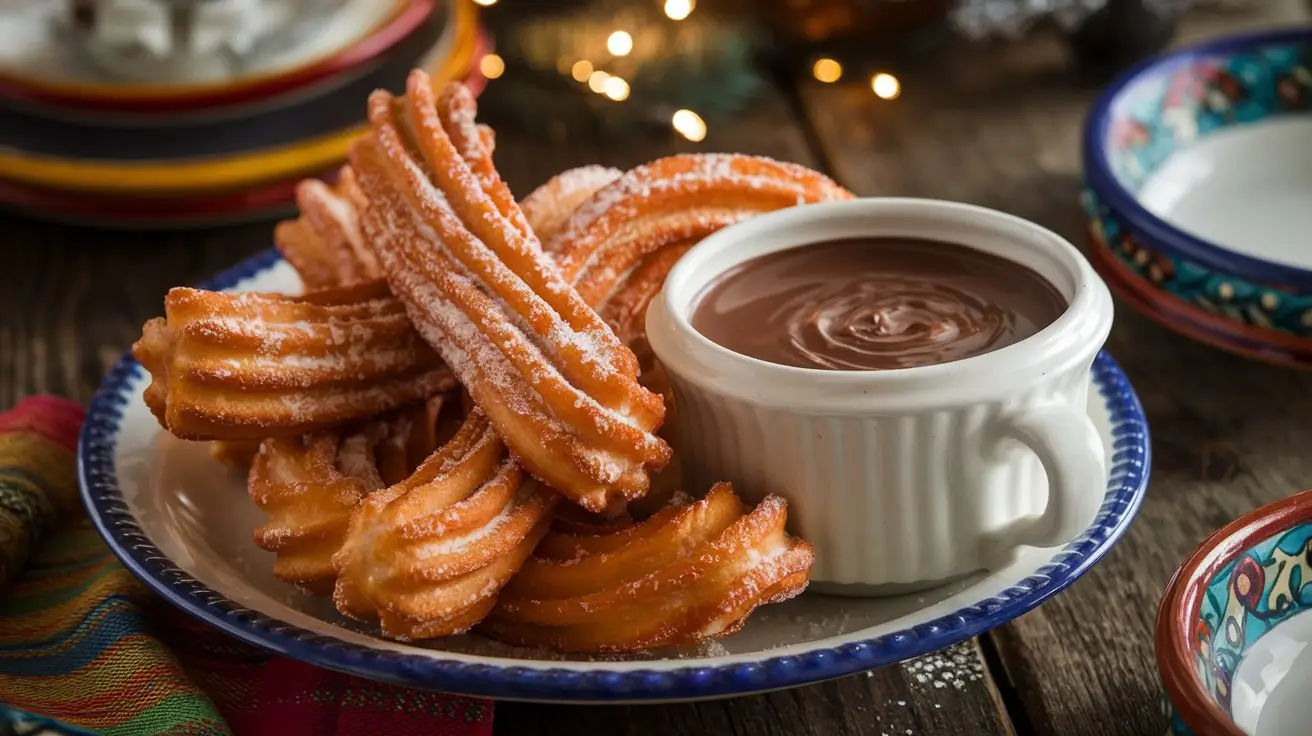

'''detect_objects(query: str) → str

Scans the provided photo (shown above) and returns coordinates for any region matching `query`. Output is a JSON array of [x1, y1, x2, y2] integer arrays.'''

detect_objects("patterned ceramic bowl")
[[1081, 27, 1312, 368], [1156, 488, 1312, 736]]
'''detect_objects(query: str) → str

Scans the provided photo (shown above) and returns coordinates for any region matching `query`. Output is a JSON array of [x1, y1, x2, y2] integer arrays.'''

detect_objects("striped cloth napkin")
[[0, 396, 494, 736]]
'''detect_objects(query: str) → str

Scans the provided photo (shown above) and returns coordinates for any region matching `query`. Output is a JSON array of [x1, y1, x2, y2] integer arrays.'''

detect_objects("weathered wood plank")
[[795, 4, 1311, 735], [0, 224, 270, 409], [494, 641, 1015, 736]]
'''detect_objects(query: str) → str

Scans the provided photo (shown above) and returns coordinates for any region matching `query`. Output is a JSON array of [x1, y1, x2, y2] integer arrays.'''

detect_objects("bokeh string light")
[[587, 69, 611, 93], [672, 109, 707, 141], [473, 0, 761, 140], [571, 59, 594, 82], [603, 75, 631, 100], [871, 72, 901, 99], [479, 53, 505, 80], [472, 0, 903, 140], [663, 0, 694, 20], [606, 30, 633, 56], [812, 58, 842, 83]]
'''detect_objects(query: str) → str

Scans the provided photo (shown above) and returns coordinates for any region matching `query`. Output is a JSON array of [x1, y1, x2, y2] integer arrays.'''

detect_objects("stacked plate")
[[0, 0, 486, 227]]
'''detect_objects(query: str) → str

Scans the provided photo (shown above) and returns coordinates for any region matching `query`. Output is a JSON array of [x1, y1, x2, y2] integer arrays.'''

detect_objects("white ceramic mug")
[[646, 198, 1115, 593]]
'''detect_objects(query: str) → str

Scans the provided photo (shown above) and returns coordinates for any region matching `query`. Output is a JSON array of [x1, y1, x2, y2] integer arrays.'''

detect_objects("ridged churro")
[[351, 71, 670, 513]]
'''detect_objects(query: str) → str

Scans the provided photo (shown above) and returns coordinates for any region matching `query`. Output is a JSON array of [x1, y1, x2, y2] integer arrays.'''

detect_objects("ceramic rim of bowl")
[[0, 0, 431, 113], [1082, 26, 1312, 292], [1085, 231, 1312, 368], [1155, 487, 1312, 736]]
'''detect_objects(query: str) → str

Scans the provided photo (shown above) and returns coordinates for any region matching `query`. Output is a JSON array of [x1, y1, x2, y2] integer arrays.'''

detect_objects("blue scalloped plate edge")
[[77, 247, 1151, 703]]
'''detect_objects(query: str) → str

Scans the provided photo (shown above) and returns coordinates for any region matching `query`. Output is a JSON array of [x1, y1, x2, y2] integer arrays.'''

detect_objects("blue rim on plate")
[[78, 248, 1151, 702], [1082, 26, 1312, 293]]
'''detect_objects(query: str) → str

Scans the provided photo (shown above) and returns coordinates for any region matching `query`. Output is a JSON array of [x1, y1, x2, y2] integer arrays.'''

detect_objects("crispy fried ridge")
[[350, 72, 670, 512], [133, 279, 453, 440], [480, 483, 814, 653]]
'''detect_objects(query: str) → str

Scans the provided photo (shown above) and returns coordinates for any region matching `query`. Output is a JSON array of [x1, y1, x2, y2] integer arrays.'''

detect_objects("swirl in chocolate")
[[691, 238, 1066, 371]]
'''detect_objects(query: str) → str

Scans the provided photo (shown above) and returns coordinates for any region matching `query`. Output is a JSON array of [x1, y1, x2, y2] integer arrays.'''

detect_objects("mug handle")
[[984, 404, 1106, 551]]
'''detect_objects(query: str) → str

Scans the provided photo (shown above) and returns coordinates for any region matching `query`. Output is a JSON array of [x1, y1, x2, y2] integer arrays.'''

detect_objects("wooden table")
[[3, 3, 1308, 733]]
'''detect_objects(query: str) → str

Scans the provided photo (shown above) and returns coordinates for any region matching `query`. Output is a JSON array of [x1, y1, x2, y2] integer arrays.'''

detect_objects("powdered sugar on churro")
[[553, 154, 811, 245], [137, 283, 448, 433], [351, 77, 670, 507], [412, 501, 510, 559], [548, 155, 850, 284]]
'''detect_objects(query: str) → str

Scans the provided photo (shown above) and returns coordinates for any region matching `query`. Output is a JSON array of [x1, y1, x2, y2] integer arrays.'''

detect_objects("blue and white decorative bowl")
[[1081, 27, 1312, 367], [1157, 488, 1312, 736]]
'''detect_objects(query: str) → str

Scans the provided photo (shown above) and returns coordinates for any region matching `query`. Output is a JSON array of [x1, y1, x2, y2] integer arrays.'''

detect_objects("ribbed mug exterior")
[[668, 364, 1092, 586]]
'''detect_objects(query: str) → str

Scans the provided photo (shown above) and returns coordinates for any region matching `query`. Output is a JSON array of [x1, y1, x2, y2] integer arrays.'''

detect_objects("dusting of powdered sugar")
[[574, 445, 626, 485], [409, 494, 515, 559], [397, 457, 518, 540], [901, 641, 986, 690], [667, 490, 693, 507], [356, 112, 664, 468], [395, 221, 652, 451], [404, 140, 634, 389], [402, 147, 629, 392], [551, 155, 820, 272], [336, 433, 385, 491]]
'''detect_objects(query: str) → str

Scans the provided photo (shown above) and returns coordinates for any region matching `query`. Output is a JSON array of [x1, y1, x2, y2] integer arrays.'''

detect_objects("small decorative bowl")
[[1081, 27, 1312, 368], [1156, 488, 1312, 735]]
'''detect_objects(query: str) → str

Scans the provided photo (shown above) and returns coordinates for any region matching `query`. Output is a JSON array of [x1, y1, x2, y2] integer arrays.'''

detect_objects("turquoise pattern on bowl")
[[1163, 522, 1312, 735], [1081, 29, 1312, 356], [1082, 186, 1312, 335], [1158, 483, 1312, 736], [1202, 524, 1312, 702], [1103, 43, 1311, 192]]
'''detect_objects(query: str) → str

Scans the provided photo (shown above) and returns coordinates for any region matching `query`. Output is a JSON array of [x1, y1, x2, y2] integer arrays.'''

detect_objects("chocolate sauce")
[[690, 238, 1066, 371]]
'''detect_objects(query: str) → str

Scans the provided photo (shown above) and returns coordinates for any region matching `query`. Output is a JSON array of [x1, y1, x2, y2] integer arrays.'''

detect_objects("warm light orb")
[[607, 30, 634, 56], [871, 72, 901, 99], [587, 69, 611, 93], [571, 60, 593, 82], [472, 0, 496, 6], [603, 76, 630, 101], [812, 58, 842, 83], [479, 53, 505, 80], [672, 109, 707, 142], [664, 0, 694, 20]]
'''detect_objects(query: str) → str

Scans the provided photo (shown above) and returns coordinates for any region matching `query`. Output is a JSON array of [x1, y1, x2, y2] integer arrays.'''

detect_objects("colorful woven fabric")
[[0, 396, 494, 736]]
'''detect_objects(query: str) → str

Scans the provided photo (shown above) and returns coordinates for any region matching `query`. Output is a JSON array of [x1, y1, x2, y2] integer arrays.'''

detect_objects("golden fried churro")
[[548, 153, 852, 313], [332, 412, 558, 639], [249, 396, 446, 593], [521, 165, 622, 244], [351, 72, 670, 513], [134, 280, 453, 441], [323, 99, 615, 636], [274, 168, 380, 290], [480, 483, 813, 653], [209, 439, 262, 470]]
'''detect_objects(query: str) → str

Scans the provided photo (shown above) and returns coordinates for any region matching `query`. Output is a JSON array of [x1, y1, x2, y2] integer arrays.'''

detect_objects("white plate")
[[79, 250, 1151, 702]]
